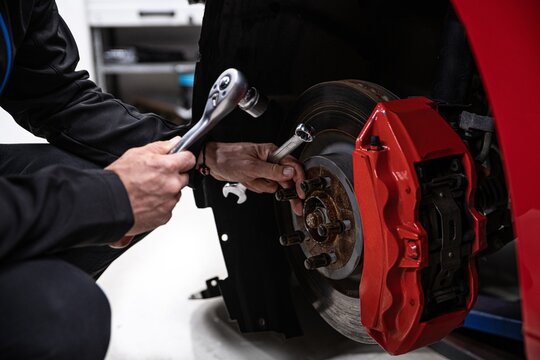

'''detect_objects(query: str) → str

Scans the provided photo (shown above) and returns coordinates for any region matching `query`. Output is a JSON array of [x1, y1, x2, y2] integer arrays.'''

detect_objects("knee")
[[0, 259, 111, 360]]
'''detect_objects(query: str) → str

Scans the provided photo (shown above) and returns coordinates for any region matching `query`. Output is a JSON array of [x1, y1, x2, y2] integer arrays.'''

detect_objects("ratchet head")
[[222, 183, 247, 204], [171, 68, 251, 154], [170, 68, 270, 154], [204, 69, 250, 123]]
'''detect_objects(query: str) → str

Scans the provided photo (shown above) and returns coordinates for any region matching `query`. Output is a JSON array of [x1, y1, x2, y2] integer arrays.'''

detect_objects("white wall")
[[0, 108, 45, 143]]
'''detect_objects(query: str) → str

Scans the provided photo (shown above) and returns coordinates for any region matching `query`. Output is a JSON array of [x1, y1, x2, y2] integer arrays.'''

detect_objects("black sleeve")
[[0, 165, 133, 262], [0, 0, 206, 259], [0, 0, 190, 167]]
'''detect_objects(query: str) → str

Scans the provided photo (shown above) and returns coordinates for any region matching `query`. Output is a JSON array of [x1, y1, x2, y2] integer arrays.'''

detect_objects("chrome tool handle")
[[170, 68, 250, 154], [223, 123, 315, 204], [267, 123, 315, 163]]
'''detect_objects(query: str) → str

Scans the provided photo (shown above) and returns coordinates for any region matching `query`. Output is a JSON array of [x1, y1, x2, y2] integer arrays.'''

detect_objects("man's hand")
[[106, 137, 196, 236], [204, 142, 305, 215]]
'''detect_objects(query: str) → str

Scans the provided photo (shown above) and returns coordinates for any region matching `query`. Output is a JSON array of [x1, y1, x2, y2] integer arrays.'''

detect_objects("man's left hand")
[[203, 142, 305, 215]]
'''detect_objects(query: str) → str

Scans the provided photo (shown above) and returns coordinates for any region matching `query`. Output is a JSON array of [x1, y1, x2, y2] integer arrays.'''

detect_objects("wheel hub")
[[293, 155, 362, 280]]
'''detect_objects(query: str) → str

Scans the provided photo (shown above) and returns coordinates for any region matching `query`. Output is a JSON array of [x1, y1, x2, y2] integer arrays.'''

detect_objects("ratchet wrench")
[[170, 68, 268, 154], [222, 123, 315, 204]]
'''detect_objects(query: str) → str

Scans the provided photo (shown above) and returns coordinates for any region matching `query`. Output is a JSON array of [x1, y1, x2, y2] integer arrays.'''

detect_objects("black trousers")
[[0, 144, 133, 359]]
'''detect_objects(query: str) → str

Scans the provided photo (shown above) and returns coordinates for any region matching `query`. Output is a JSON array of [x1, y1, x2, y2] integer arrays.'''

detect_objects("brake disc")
[[281, 80, 398, 343]]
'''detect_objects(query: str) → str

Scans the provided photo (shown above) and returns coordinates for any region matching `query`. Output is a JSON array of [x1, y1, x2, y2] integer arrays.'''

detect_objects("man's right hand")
[[106, 137, 196, 236]]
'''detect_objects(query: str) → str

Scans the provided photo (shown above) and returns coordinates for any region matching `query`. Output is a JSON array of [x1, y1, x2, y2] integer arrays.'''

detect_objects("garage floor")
[[98, 190, 448, 360]]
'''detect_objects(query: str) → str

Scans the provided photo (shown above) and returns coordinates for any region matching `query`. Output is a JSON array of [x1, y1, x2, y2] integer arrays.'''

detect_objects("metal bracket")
[[189, 277, 222, 300]]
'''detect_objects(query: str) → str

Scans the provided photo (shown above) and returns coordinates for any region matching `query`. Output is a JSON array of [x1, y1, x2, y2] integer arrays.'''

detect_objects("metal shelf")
[[101, 62, 197, 75]]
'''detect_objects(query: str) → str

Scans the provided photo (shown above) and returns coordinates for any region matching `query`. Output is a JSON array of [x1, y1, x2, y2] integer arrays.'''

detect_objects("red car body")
[[452, 0, 540, 357]]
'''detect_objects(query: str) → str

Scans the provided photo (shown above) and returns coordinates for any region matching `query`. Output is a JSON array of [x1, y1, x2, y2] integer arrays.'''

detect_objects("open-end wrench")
[[170, 68, 268, 154], [222, 123, 315, 204]]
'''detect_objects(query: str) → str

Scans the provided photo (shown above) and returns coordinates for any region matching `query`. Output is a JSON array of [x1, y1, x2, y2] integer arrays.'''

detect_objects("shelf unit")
[[100, 62, 196, 76], [88, 0, 204, 117]]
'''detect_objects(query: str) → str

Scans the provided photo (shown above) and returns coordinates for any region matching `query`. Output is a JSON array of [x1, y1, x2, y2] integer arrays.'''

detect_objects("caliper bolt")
[[317, 220, 351, 237], [370, 135, 381, 146], [369, 135, 382, 151], [304, 252, 336, 270], [279, 231, 306, 246], [406, 241, 420, 260], [300, 177, 330, 193], [274, 188, 299, 201]]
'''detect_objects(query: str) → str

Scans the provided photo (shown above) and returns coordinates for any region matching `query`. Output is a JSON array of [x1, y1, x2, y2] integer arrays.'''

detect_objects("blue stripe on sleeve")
[[0, 12, 13, 94]]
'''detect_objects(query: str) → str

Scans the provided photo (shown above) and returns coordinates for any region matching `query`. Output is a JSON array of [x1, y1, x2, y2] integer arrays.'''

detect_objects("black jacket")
[[0, 1, 186, 261]]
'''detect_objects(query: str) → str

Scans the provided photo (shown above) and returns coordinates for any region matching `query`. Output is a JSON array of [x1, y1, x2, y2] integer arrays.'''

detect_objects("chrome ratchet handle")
[[170, 68, 250, 154]]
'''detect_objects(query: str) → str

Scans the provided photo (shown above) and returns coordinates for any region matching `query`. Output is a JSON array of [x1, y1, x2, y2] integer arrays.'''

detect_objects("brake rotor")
[[282, 80, 398, 343]]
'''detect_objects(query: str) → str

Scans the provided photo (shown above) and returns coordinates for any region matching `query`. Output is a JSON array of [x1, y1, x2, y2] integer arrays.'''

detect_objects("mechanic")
[[0, 2, 304, 359]]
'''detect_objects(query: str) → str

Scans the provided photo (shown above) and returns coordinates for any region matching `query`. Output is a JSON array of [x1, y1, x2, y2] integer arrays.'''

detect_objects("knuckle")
[[268, 183, 279, 192], [163, 160, 177, 172], [264, 143, 277, 152], [179, 175, 189, 188], [124, 148, 137, 157], [165, 179, 181, 194], [160, 213, 172, 225], [184, 151, 196, 165]]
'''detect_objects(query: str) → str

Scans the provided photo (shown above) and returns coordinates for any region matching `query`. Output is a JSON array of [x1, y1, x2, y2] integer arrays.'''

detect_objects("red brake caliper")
[[353, 97, 486, 354]]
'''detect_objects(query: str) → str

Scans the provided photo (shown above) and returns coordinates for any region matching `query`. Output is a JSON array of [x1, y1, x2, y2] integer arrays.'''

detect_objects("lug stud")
[[279, 231, 306, 246], [300, 177, 330, 193], [304, 252, 337, 270], [275, 188, 299, 201], [317, 220, 351, 237]]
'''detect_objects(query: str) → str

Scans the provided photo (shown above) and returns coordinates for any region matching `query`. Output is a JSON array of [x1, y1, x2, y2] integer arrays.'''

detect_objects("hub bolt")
[[279, 231, 306, 246], [274, 188, 299, 201], [317, 220, 352, 237], [305, 211, 325, 229], [300, 177, 330, 193], [304, 252, 337, 270]]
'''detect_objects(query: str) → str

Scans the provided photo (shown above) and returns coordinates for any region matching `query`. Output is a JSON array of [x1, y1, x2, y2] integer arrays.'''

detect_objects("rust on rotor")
[[302, 166, 356, 271]]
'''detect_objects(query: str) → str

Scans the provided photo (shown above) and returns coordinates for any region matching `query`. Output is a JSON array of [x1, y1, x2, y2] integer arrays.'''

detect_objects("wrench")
[[170, 68, 268, 154], [222, 123, 315, 204]]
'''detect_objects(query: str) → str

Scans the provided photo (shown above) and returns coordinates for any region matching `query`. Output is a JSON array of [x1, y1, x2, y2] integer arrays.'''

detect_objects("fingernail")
[[283, 167, 294, 177]]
